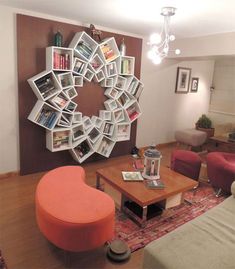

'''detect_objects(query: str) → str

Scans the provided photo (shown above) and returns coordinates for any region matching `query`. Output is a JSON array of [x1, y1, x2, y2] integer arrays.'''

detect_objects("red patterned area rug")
[[114, 183, 227, 252]]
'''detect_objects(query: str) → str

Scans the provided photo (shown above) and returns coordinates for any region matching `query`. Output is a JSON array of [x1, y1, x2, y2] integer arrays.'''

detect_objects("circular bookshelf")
[[27, 31, 144, 163]]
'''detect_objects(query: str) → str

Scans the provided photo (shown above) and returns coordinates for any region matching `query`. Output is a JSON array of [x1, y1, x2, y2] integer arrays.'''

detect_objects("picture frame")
[[191, 77, 199, 92], [175, 67, 191, 93]]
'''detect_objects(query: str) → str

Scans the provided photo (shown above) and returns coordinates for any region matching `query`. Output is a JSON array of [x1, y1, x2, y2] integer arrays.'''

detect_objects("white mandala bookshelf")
[[27, 31, 144, 163]]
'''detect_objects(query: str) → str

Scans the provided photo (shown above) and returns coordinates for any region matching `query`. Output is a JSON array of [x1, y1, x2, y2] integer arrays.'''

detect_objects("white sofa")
[[143, 182, 235, 269]]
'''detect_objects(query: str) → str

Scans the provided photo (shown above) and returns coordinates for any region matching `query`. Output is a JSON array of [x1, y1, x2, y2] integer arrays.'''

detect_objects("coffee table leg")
[[142, 206, 148, 228]]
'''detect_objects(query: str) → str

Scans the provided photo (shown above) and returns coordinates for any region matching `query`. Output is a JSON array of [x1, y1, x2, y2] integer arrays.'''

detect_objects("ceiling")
[[1, 0, 235, 38]]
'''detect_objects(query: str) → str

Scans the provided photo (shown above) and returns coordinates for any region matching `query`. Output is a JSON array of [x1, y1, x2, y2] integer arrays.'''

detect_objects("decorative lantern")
[[142, 145, 162, 180]]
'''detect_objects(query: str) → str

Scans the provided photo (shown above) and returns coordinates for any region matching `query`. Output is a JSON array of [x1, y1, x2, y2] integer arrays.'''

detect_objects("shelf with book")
[[89, 53, 104, 73], [46, 127, 72, 152], [49, 91, 70, 110], [73, 76, 83, 87], [83, 68, 94, 82], [87, 126, 101, 144], [28, 100, 61, 130], [70, 138, 94, 163], [94, 69, 105, 83], [103, 122, 115, 136], [96, 136, 116, 157], [114, 75, 127, 90], [57, 111, 73, 127], [69, 31, 98, 61], [73, 112, 83, 123], [64, 100, 77, 113], [46, 46, 73, 71], [73, 57, 88, 76], [105, 62, 118, 77], [91, 116, 103, 129], [119, 56, 135, 76], [117, 91, 131, 107], [83, 116, 93, 130], [125, 76, 140, 95], [114, 123, 131, 141], [99, 110, 112, 121], [56, 72, 74, 89], [104, 88, 120, 99], [71, 123, 85, 142], [99, 37, 120, 63], [112, 108, 125, 123], [28, 70, 62, 101], [104, 99, 119, 111], [64, 87, 78, 99], [101, 77, 114, 88], [125, 100, 141, 122]]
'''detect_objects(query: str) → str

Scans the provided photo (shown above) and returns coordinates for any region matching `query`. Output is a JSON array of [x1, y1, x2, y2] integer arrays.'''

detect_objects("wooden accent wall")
[[17, 14, 142, 175]]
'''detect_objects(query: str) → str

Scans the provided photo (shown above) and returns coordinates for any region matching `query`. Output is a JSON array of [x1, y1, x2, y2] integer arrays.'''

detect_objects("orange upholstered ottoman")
[[35, 166, 115, 252]]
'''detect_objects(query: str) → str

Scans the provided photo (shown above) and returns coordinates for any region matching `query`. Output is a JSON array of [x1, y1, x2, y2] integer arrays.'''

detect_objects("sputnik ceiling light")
[[148, 7, 180, 64]]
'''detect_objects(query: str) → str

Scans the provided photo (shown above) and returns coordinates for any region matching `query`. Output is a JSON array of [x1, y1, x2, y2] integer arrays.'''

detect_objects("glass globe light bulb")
[[152, 55, 162, 65], [147, 49, 155, 60], [175, 49, 181, 55], [169, 35, 175, 41], [163, 47, 169, 53], [150, 33, 162, 45]]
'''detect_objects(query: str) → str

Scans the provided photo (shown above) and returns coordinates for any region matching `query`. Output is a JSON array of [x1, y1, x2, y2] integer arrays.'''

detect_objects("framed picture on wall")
[[175, 67, 191, 93], [191, 77, 199, 92]]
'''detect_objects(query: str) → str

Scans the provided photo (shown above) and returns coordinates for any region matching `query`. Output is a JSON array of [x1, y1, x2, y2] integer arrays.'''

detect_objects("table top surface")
[[96, 162, 197, 207], [210, 135, 235, 144]]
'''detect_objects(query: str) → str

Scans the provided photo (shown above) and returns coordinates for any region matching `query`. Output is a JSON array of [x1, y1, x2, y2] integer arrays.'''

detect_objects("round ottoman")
[[35, 166, 115, 252], [171, 150, 202, 180]]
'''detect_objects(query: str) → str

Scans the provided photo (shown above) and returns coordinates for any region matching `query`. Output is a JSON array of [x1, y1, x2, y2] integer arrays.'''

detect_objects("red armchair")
[[206, 152, 235, 194]]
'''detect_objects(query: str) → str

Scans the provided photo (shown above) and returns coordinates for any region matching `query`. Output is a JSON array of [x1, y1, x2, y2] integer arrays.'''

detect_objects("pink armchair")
[[206, 152, 235, 195]]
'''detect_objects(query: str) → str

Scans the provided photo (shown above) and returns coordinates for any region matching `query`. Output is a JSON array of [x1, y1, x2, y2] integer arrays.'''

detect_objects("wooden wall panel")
[[17, 14, 142, 175]]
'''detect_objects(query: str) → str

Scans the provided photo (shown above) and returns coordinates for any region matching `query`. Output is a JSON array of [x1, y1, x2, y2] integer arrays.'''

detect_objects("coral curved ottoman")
[[35, 166, 115, 252]]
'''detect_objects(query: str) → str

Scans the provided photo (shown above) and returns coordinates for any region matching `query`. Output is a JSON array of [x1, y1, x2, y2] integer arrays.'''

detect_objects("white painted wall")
[[136, 38, 215, 147]]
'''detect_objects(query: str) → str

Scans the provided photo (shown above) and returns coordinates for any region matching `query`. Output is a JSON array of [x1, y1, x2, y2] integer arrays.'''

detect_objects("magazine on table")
[[122, 171, 144, 181], [144, 179, 165, 189]]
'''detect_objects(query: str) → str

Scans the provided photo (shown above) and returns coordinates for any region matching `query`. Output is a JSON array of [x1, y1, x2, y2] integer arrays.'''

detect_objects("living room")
[[0, 1, 235, 268]]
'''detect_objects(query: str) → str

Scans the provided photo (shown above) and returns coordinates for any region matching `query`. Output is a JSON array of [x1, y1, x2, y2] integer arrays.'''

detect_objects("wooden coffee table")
[[96, 162, 197, 227]]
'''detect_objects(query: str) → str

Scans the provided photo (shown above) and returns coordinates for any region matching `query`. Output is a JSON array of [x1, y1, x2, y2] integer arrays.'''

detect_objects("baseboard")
[[0, 171, 20, 180], [140, 141, 176, 151]]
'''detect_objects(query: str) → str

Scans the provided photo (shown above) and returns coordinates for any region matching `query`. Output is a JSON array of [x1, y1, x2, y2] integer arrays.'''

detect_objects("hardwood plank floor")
[[0, 144, 175, 269]]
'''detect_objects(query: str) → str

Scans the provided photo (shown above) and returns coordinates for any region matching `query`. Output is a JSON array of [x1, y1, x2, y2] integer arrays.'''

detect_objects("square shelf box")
[[91, 116, 103, 129], [49, 91, 70, 110], [96, 136, 116, 158], [73, 76, 83, 87], [126, 76, 140, 95], [115, 75, 127, 90], [57, 72, 74, 89], [73, 57, 88, 76], [69, 31, 98, 61], [84, 68, 94, 82], [70, 138, 94, 163], [132, 81, 144, 99], [46, 46, 73, 71], [104, 99, 118, 111], [94, 69, 105, 83], [101, 77, 114, 88], [89, 54, 104, 73], [28, 70, 62, 101], [64, 87, 78, 99], [57, 111, 73, 127], [115, 123, 131, 141], [72, 123, 85, 142], [99, 110, 112, 121], [120, 56, 135, 76], [83, 116, 93, 130], [99, 37, 120, 63], [87, 127, 101, 144], [105, 62, 118, 77], [117, 92, 131, 107], [125, 100, 142, 122], [65, 100, 77, 113], [104, 88, 119, 99], [46, 127, 72, 152], [113, 108, 125, 123], [103, 122, 115, 136], [73, 112, 83, 123], [28, 100, 61, 130]]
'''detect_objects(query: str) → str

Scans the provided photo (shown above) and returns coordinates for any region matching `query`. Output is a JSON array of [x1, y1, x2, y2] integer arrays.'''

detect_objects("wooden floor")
[[0, 144, 175, 269]]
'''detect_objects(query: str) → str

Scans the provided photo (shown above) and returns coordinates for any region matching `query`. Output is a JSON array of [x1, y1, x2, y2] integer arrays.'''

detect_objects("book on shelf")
[[75, 140, 91, 158], [98, 139, 110, 155], [121, 59, 131, 74], [53, 131, 70, 148], [53, 52, 70, 70], [76, 41, 93, 59], [122, 171, 143, 181], [53, 95, 68, 108], [36, 108, 58, 129], [35, 76, 57, 98], [88, 128, 100, 141], [60, 75, 72, 88], [73, 129, 84, 139], [144, 179, 165, 189]]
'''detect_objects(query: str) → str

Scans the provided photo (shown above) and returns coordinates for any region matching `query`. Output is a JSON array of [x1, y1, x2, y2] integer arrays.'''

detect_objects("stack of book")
[[101, 44, 116, 61], [75, 141, 91, 158], [76, 41, 93, 59], [97, 138, 109, 155], [126, 105, 139, 121], [53, 94, 68, 108], [103, 123, 113, 134], [73, 59, 85, 74], [36, 75, 57, 98], [35, 108, 58, 129], [53, 131, 70, 149], [53, 52, 70, 70], [121, 59, 131, 74]]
